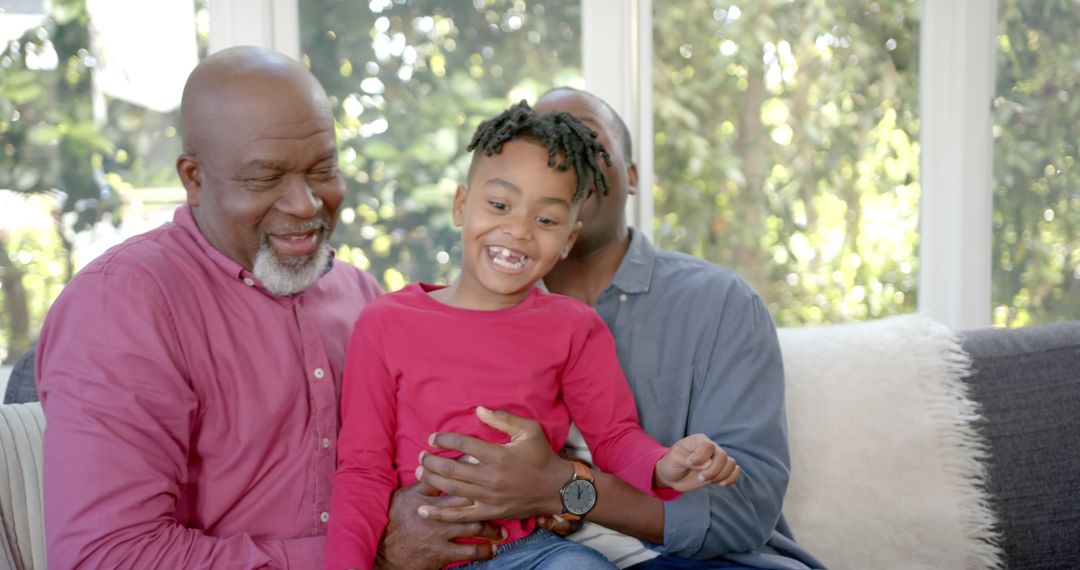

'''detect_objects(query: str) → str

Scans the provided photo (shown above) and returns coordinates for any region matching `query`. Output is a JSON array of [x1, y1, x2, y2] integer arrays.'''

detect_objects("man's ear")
[[627, 162, 639, 196], [452, 185, 468, 227], [177, 154, 202, 206], [561, 220, 582, 259]]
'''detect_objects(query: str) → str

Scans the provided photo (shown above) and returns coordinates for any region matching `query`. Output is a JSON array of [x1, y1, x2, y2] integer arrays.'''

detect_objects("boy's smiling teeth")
[[488, 246, 528, 270]]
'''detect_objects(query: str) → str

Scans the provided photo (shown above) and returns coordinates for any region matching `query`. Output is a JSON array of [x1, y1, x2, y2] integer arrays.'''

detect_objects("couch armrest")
[[961, 321, 1080, 569], [0, 402, 46, 570]]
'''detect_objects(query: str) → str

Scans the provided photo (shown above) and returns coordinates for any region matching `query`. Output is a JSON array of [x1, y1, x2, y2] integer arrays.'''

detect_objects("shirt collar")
[[174, 204, 248, 281], [609, 227, 656, 295]]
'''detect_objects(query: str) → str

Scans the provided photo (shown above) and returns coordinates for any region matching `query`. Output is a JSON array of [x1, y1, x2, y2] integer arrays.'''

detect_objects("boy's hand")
[[654, 433, 740, 492]]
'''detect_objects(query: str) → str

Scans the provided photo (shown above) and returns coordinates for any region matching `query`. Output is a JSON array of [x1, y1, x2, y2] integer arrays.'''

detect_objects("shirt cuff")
[[654, 486, 682, 501], [661, 486, 710, 556]]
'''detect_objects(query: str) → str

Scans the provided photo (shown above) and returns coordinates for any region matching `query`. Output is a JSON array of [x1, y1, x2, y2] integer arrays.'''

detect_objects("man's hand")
[[375, 481, 504, 570], [655, 433, 740, 492], [414, 406, 570, 522]]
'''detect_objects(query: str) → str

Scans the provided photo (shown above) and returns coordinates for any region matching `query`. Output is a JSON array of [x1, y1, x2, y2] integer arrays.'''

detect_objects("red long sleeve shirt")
[[326, 282, 672, 569]]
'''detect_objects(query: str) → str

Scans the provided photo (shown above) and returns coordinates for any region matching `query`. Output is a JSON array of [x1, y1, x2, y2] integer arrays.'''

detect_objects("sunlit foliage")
[[652, 0, 922, 326], [992, 0, 1080, 326], [2, 0, 1077, 362]]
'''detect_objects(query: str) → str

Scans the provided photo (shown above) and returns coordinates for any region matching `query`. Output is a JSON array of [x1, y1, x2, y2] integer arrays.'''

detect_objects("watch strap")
[[571, 459, 593, 482]]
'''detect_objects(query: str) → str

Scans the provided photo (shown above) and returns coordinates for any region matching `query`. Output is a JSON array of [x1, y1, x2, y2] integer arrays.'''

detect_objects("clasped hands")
[[375, 406, 737, 569]]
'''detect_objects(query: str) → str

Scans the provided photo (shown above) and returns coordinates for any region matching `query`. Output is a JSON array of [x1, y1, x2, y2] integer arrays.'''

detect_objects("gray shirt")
[[594, 229, 823, 568]]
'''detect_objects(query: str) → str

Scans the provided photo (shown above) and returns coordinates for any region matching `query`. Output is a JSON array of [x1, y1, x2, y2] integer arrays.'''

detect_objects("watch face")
[[561, 478, 597, 516]]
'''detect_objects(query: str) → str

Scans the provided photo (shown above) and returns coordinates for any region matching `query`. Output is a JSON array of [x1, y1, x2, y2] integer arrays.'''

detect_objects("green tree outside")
[[992, 0, 1080, 326], [300, 0, 583, 291], [0, 0, 206, 363], [1, 0, 116, 363], [652, 0, 922, 326]]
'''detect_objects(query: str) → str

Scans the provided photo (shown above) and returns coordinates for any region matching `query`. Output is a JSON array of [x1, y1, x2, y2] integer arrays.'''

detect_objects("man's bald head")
[[537, 87, 632, 162], [534, 87, 638, 258], [180, 46, 330, 156]]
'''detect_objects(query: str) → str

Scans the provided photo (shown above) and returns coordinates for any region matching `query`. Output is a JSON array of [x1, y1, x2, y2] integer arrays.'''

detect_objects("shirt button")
[[320, 511, 330, 523], [619, 293, 628, 302], [243, 277, 255, 287], [313, 368, 325, 379], [322, 438, 331, 449]]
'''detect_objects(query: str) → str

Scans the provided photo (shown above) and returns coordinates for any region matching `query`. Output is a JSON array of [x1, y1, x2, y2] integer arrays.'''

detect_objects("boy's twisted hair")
[[467, 100, 611, 203]]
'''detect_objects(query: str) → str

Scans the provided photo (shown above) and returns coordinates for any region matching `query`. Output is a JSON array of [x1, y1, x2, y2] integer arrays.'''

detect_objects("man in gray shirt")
[[383, 88, 823, 569]]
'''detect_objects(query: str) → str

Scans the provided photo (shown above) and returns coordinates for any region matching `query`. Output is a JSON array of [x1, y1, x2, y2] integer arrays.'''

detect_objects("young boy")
[[326, 102, 739, 570]]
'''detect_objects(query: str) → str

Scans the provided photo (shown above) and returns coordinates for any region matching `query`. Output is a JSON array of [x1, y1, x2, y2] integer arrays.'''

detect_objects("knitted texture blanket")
[[780, 314, 1001, 570]]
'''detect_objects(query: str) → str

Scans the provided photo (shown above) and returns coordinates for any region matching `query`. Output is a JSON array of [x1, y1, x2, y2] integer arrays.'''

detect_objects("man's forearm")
[[49, 524, 319, 570], [587, 469, 665, 545]]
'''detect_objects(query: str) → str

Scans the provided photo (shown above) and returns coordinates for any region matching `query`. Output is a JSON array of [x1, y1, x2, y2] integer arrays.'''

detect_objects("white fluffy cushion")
[[779, 315, 1001, 569]]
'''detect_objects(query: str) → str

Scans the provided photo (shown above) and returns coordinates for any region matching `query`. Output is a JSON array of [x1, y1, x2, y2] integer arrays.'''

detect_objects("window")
[[651, 0, 921, 326], [0, 0, 204, 362], [992, 0, 1080, 325], [3, 0, 1077, 365], [300, 0, 582, 290]]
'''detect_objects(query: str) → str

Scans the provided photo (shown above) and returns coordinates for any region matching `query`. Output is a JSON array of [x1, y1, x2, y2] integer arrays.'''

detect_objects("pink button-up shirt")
[[37, 205, 381, 569]]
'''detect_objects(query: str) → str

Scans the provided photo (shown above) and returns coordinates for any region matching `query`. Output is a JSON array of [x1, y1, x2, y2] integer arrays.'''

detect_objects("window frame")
[[208, 0, 298, 58], [916, 0, 998, 330], [211, 0, 1000, 329]]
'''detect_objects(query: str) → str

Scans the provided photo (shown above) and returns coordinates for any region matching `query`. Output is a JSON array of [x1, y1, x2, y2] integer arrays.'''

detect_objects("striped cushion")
[[0, 403, 46, 570]]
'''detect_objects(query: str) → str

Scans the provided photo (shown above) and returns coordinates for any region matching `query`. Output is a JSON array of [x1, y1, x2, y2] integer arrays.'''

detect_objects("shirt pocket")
[[634, 364, 696, 446]]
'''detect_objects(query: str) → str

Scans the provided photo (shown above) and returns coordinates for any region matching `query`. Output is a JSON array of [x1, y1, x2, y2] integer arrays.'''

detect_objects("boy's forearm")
[[587, 469, 665, 545]]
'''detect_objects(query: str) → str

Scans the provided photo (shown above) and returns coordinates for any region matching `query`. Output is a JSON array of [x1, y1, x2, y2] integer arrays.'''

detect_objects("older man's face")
[[183, 72, 344, 295]]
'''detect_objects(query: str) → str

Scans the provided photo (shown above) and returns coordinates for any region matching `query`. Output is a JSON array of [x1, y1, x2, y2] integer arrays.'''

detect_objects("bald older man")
[[35, 47, 488, 569]]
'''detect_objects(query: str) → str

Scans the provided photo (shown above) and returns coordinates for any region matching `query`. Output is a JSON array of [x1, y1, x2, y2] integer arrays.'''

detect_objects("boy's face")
[[452, 139, 582, 308]]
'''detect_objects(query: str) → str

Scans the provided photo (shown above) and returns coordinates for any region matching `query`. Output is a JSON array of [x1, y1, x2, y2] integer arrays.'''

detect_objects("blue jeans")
[[627, 555, 758, 569], [461, 529, 616, 569]]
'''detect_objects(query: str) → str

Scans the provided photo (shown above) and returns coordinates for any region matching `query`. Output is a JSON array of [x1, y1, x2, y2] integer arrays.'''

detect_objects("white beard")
[[252, 233, 331, 296]]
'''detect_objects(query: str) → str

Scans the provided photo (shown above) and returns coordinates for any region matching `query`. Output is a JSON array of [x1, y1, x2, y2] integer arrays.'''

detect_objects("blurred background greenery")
[[1, 0, 1078, 363]]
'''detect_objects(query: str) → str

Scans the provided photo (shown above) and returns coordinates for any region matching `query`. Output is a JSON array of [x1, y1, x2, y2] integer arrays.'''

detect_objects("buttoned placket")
[[595, 286, 624, 331], [292, 294, 338, 531], [613, 291, 637, 339]]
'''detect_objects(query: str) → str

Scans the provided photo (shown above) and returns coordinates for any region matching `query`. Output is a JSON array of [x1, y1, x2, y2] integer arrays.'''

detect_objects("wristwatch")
[[559, 460, 597, 521]]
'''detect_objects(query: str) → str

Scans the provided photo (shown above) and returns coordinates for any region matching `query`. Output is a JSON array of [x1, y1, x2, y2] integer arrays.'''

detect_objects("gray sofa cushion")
[[3, 347, 37, 405], [961, 321, 1080, 569]]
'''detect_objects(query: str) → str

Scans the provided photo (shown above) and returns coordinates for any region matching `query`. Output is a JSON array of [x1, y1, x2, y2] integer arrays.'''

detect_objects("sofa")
[[955, 320, 1079, 568], [778, 315, 1079, 569], [1, 315, 1077, 569]]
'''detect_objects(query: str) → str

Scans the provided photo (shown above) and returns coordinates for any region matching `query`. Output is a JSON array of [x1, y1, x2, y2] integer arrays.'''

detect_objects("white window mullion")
[[917, 0, 998, 330], [208, 0, 298, 59], [582, 0, 653, 240], [633, 0, 654, 241]]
